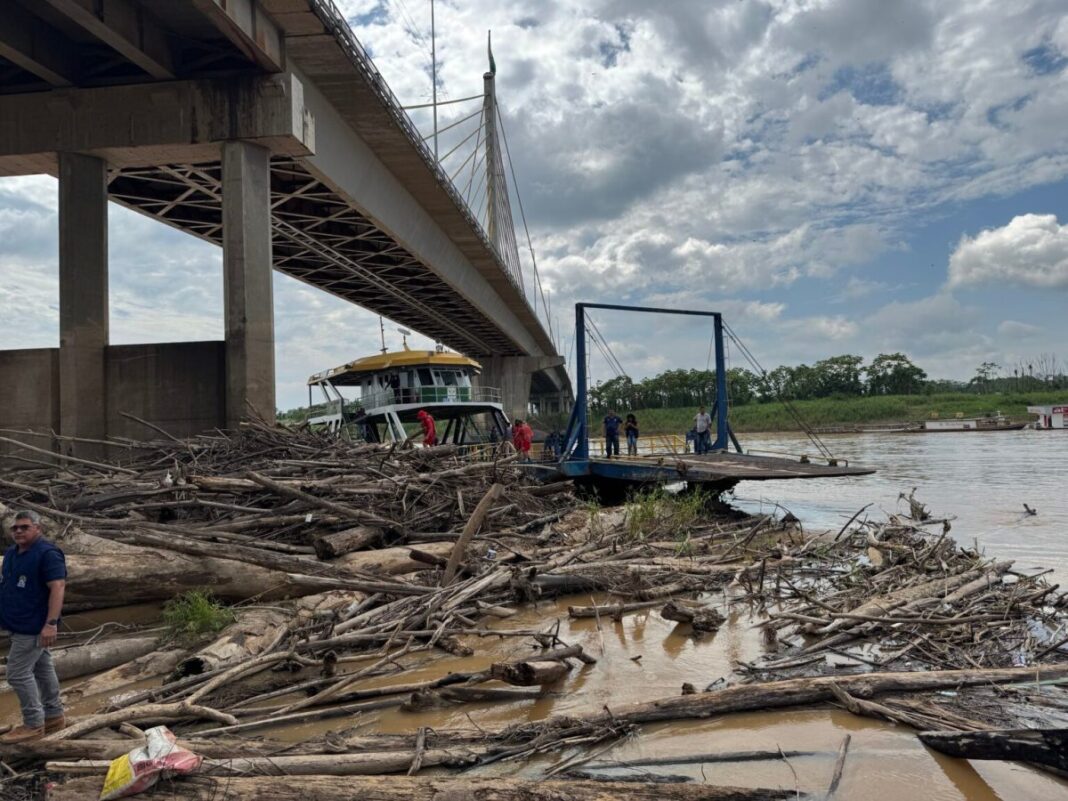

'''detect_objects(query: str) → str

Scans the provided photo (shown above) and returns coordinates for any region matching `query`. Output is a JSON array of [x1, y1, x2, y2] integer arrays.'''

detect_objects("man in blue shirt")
[[602, 409, 623, 458], [0, 510, 66, 743]]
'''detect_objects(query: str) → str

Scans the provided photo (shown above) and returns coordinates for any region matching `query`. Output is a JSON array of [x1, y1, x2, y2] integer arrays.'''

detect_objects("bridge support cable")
[[495, 100, 556, 350], [721, 321, 836, 461], [422, 104, 483, 141], [403, 93, 486, 111], [482, 68, 525, 294]]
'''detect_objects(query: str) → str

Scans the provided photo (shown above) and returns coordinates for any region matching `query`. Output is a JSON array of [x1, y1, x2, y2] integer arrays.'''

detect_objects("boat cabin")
[[1027, 404, 1068, 430], [306, 347, 509, 444]]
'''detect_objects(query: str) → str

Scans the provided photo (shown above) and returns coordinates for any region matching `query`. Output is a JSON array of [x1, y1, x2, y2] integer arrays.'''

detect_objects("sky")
[[2, 0, 1067, 409]]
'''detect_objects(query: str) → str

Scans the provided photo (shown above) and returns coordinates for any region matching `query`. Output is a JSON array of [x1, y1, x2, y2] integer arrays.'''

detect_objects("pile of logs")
[[747, 515, 1067, 676], [0, 423, 1067, 799]]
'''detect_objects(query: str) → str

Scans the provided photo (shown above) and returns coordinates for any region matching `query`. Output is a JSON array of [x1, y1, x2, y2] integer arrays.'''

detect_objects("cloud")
[[997, 319, 1043, 338], [948, 213, 1068, 289]]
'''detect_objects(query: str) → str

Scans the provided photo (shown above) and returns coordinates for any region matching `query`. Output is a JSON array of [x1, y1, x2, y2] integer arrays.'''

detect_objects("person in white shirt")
[[693, 405, 712, 454]]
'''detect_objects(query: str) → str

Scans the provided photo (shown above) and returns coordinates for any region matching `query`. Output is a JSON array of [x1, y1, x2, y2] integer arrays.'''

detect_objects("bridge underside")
[[109, 158, 523, 357], [0, 0, 571, 455]]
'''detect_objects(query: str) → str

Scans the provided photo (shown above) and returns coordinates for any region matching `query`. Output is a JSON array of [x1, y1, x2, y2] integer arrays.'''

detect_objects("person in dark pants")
[[693, 405, 712, 455], [624, 414, 639, 456], [0, 510, 66, 744], [603, 409, 623, 458]]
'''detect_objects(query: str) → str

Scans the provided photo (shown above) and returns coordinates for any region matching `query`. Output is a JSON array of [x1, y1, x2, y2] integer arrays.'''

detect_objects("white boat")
[[1027, 404, 1068, 430], [306, 345, 509, 444], [896, 412, 1027, 433]]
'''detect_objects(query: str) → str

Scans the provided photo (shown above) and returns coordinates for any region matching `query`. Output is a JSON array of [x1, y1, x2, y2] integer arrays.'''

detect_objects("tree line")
[[589, 353, 1068, 413]]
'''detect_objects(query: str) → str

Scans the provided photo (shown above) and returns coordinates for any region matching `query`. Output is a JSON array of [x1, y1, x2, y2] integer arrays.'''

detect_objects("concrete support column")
[[222, 140, 275, 428], [58, 152, 108, 451], [480, 356, 531, 421]]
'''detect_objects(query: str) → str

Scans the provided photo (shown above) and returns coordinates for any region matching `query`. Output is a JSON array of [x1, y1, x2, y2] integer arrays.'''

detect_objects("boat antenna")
[[379, 316, 387, 353], [398, 327, 412, 349]]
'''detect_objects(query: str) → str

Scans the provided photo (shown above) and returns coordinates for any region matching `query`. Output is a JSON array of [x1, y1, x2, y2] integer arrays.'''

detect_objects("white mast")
[[431, 0, 438, 160]]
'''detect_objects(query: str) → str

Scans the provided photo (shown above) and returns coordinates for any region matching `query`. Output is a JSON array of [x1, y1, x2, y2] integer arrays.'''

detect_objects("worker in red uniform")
[[415, 410, 437, 446], [512, 418, 533, 462]]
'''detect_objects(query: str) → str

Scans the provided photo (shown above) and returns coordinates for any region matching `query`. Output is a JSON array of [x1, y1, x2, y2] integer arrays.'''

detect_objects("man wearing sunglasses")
[[0, 510, 66, 743]]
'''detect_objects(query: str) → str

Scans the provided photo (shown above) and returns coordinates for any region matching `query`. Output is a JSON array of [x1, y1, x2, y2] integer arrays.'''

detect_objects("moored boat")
[[306, 345, 509, 445], [895, 412, 1026, 433]]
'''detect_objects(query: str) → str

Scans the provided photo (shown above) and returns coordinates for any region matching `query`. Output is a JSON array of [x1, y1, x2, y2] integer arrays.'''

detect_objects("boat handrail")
[[309, 387, 503, 419], [353, 386, 502, 410]]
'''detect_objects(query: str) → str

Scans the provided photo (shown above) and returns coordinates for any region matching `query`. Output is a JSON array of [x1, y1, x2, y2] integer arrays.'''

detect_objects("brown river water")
[[3, 431, 1068, 798], [736, 429, 1068, 584]]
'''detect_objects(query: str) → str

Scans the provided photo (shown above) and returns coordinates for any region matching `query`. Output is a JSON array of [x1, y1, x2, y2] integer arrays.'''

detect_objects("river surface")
[[735, 430, 1068, 584]]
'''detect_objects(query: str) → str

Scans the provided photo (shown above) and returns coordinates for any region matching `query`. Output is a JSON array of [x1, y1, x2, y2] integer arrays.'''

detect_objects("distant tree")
[[726, 367, 759, 406], [970, 361, 1000, 394], [813, 354, 865, 397], [867, 353, 927, 395]]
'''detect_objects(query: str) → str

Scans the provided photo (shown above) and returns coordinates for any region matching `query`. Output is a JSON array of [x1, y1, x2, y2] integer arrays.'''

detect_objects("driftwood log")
[[660, 600, 725, 633], [173, 608, 289, 678], [0, 636, 159, 683], [312, 526, 383, 559], [918, 728, 1068, 772], [524, 665, 1068, 729], [45, 775, 795, 801]]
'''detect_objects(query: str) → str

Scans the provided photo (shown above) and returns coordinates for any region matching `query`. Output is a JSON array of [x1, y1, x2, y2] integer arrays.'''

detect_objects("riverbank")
[[2, 425, 1067, 800], [589, 390, 1068, 435]]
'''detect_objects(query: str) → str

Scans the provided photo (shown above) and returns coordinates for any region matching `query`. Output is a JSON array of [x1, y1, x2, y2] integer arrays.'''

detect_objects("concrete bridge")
[[0, 0, 571, 451]]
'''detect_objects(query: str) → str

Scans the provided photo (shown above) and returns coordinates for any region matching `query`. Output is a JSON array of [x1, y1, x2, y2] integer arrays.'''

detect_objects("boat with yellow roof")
[[306, 343, 509, 444]]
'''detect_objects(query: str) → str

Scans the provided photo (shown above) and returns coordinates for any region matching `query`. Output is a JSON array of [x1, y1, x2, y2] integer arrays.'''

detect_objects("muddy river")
[[737, 429, 1068, 584]]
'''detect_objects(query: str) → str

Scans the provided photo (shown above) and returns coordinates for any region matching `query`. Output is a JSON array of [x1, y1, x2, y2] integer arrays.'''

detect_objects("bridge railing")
[[307, 0, 529, 303]]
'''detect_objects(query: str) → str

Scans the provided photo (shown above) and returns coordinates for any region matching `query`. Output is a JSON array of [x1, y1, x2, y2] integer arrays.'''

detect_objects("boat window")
[[440, 370, 458, 386], [417, 368, 433, 386]]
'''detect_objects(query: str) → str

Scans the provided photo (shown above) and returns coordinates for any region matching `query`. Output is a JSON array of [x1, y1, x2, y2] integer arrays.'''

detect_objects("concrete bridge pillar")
[[480, 355, 570, 422], [480, 356, 532, 422], [58, 152, 108, 453], [222, 140, 276, 428]]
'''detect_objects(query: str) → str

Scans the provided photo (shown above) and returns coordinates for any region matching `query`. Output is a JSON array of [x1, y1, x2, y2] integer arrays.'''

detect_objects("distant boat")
[[895, 412, 1027, 433]]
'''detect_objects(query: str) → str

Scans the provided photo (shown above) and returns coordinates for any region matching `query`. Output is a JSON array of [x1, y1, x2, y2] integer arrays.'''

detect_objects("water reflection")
[[735, 430, 1068, 582]]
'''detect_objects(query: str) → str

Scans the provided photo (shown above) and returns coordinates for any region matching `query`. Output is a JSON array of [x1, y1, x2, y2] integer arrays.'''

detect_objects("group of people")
[[601, 410, 641, 457], [603, 405, 717, 457], [410, 409, 536, 463]]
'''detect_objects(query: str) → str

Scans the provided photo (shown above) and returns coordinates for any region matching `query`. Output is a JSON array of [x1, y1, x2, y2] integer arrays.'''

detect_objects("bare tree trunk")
[[174, 608, 289, 678], [46, 775, 794, 801], [313, 526, 382, 559], [0, 636, 159, 683]]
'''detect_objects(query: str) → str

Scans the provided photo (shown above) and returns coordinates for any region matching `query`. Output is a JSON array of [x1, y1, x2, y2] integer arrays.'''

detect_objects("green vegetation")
[[590, 353, 1068, 415], [621, 390, 1068, 434], [624, 487, 711, 544], [162, 591, 235, 645]]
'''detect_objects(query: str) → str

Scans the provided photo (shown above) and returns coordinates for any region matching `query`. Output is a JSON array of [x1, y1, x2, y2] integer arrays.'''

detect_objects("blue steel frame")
[[561, 303, 730, 462]]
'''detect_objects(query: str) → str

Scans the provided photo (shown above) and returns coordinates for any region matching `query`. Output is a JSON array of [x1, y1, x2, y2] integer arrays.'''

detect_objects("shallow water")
[[260, 593, 1068, 799], [735, 430, 1068, 583]]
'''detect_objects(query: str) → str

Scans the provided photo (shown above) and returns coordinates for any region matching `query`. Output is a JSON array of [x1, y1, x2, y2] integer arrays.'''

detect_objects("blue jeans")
[[626, 430, 638, 455], [6, 633, 63, 727], [605, 432, 620, 457], [695, 430, 711, 454]]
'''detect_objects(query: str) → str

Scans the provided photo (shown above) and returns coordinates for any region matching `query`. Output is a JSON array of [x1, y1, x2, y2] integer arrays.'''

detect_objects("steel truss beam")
[[107, 158, 525, 356]]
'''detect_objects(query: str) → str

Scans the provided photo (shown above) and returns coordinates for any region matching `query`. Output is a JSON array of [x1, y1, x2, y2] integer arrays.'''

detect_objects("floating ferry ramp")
[[542, 303, 875, 498]]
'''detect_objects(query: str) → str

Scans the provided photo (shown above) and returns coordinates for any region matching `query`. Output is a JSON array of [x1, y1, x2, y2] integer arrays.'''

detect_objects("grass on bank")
[[163, 590, 235, 645], [559, 390, 1068, 435]]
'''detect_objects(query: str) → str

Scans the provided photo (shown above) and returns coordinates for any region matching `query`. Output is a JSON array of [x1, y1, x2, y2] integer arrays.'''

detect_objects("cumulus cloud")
[[948, 214, 1068, 289], [997, 319, 1043, 338]]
